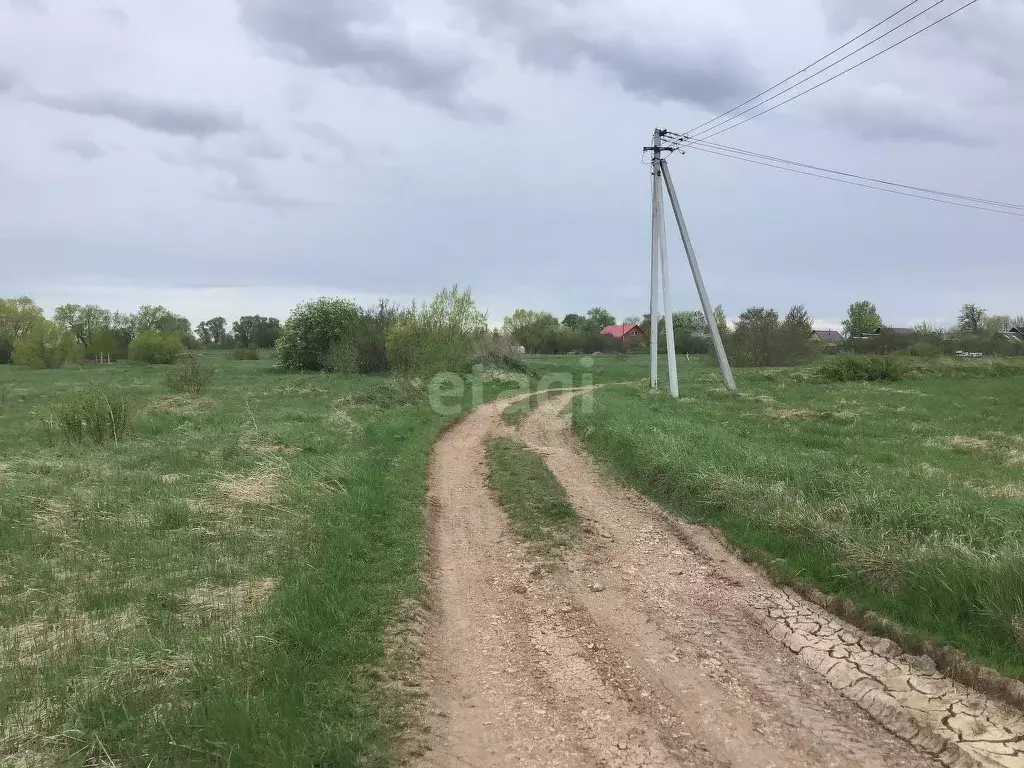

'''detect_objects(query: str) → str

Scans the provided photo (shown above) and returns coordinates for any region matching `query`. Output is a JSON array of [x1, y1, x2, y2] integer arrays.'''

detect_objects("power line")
[[665, 136, 1024, 211], [686, 0, 978, 143], [685, 0, 925, 138], [677, 142, 1024, 218]]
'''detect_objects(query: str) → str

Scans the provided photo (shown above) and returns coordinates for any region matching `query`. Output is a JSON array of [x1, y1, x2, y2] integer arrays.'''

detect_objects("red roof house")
[[601, 324, 645, 342]]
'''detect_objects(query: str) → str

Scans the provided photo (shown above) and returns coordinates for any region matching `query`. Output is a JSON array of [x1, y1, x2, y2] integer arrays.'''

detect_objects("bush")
[[386, 286, 488, 375], [276, 298, 362, 372], [166, 353, 215, 395], [129, 331, 183, 364], [232, 347, 261, 361], [49, 388, 135, 445], [0, 337, 12, 365], [12, 320, 79, 369], [819, 355, 909, 382]]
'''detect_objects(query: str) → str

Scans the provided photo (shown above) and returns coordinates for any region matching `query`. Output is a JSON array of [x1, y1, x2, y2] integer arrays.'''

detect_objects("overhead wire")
[[664, 141, 1024, 218], [685, 0, 926, 138], [663, 136, 1024, 212], [683, 0, 979, 143]]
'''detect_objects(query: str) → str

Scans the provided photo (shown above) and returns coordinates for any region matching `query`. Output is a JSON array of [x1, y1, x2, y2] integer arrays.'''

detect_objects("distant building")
[[810, 329, 845, 347], [874, 326, 914, 335], [601, 324, 645, 342]]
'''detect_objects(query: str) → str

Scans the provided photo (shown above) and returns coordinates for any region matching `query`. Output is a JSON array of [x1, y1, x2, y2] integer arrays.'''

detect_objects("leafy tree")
[[232, 316, 280, 349], [713, 305, 729, 337], [622, 315, 642, 325], [134, 305, 196, 347], [730, 307, 780, 367], [387, 286, 488, 374], [561, 313, 587, 330], [585, 307, 616, 331], [276, 298, 362, 372], [780, 305, 816, 363], [0, 296, 44, 341], [129, 332, 184, 364], [12, 320, 79, 369], [842, 301, 882, 339], [727, 305, 817, 367], [53, 304, 112, 348], [196, 317, 229, 346], [502, 310, 560, 352], [957, 303, 986, 334], [983, 315, 1011, 334]]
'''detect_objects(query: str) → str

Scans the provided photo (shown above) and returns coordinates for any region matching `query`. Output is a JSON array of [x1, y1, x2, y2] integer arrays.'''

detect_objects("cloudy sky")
[[1, 0, 1022, 329]]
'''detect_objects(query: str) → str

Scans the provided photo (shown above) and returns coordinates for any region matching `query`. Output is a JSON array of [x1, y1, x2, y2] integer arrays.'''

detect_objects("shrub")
[[166, 353, 215, 395], [386, 286, 488, 375], [276, 298, 362, 372], [232, 347, 261, 361], [819, 355, 909, 382], [129, 331, 183, 364], [726, 305, 818, 367], [49, 388, 135, 445], [0, 337, 12, 364], [12, 320, 79, 369]]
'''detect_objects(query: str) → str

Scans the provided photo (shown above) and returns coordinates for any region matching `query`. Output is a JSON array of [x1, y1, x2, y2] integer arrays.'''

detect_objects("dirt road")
[[414, 392, 1024, 767]]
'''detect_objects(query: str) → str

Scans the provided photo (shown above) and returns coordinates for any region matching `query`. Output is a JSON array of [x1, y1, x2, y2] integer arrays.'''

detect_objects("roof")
[[811, 329, 844, 344], [601, 324, 643, 340], [875, 326, 914, 335], [1009, 327, 1024, 335]]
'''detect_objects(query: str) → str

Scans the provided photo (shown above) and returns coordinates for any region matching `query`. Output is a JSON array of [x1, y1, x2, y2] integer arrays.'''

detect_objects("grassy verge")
[[573, 363, 1024, 681], [499, 389, 570, 427], [0, 359, 582, 767], [486, 438, 580, 551]]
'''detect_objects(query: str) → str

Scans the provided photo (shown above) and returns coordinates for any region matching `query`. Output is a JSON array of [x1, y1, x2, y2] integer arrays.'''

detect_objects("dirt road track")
[[414, 392, 1024, 767]]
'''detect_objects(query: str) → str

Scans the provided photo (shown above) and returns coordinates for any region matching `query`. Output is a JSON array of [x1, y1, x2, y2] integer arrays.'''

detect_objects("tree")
[[780, 305, 816, 363], [129, 331, 184, 364], [729, 307, 780, 367], [53, 304, 112, 351], [561, 313, 587, 331], [501, 310, 560, 352], [0, 297, 45, 341], [196, 317, 229, 346], [12, 319, 79, 369], [232, 316, 280, 349], [387, 286, 489, 374], [842, 301, 882, 339], [586, 307, 616, 331], [276, 298, 362, 372], [622, 315, 642, 325], [713, 305, 729, 337], [134, 305, 195, 347], [957, 303, 986, 334]]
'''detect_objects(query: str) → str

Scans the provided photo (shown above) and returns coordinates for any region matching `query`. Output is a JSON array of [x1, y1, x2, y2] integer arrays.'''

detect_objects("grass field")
[[573, 359, 1024, 681], [0, 355, 621, 767]]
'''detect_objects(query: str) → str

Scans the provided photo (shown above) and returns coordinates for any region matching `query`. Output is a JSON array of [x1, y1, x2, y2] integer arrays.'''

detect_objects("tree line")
[[0, 297, 282, 368]]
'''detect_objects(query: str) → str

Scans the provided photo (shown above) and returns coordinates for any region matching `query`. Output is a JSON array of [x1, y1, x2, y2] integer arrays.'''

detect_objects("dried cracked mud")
[[414, 391, 1024, 767]]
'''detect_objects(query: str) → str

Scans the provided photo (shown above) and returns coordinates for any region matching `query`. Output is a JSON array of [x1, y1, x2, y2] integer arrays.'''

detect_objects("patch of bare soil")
[[414, 393, 1024, 767]]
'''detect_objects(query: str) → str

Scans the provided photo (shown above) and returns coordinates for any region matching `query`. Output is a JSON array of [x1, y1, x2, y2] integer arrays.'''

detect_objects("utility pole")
[[646, 128, 736, 394], [647, 131, 679, 397], [649, 133, 661, 389]]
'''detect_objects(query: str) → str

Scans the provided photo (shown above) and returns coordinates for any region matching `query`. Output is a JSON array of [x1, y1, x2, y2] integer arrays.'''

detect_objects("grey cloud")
[[820, 89, 987, 147], [11, 0, 46, 13], [460, 0, 762, 110], [102, 7, 130, 25], [296, 121, 353, 154], [239, 0, 493, 119], [241, 131, 289, 159], [158, 147, 314, 210], [0, 65, 16, 93], [55, 137, 106, 160], [32, 91, 247, 137]]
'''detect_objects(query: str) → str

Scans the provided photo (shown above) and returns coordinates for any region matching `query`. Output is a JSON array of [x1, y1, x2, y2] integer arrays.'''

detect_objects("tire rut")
[[414, 392, 1023, 767]]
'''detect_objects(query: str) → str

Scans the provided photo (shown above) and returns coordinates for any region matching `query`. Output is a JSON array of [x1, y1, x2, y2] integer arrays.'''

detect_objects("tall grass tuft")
[[50, 387, 135, 445], [166, 353, 215, 396]]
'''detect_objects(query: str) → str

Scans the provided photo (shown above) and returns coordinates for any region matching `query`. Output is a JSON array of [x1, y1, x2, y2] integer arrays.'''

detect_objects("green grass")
[[486, 438, 580, 551], [573, 360, 1024, 680], [500, 389, 571, 426], [1, 355, 631, 767]]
